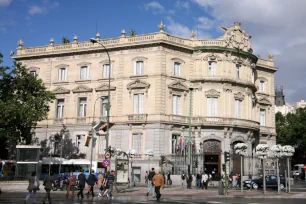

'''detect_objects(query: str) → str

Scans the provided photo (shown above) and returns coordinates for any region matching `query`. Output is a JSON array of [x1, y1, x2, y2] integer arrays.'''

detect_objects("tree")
[[40, 125, 86, 159], [0, 53, 55, 146], [276, 108, 306, 164]]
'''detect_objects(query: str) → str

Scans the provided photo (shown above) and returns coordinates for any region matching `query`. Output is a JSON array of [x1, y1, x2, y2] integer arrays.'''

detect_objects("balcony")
[[53, 118, 64, 124], [260, 126, 275, 135], [127, 114, 148, 122], [169, 115, 260, 129]]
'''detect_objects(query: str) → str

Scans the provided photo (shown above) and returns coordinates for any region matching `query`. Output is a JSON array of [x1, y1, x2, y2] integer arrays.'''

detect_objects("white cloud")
[[28, 1, 59, 16], [175, 0, 190, 11], [143, 1, 164, 14], [197, 16, 215, 29], [0, 0, 12, 7], [166, 17, 191, 38], [192, 0, 306, 103]]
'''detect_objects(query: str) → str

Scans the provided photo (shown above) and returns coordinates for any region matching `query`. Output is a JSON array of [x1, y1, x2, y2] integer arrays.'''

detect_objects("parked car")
[[243, 175, 286, 190]]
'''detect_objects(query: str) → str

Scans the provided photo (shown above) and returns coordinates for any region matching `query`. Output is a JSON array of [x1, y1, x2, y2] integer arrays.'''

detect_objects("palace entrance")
[[202, 140, 221, 179]]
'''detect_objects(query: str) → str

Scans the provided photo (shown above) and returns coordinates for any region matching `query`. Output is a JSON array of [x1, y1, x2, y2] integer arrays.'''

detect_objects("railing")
[[127, 114, 148, 121]]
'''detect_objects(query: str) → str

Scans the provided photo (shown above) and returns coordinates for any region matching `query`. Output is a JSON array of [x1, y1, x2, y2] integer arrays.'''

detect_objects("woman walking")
[[97, 172, 104, 197], [24, 172, 40, 204], [66, 172, 77, 197]]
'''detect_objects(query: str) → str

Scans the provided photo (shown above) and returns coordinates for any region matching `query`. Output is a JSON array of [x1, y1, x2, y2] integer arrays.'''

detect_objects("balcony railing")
[[128, 114, 148, 121]]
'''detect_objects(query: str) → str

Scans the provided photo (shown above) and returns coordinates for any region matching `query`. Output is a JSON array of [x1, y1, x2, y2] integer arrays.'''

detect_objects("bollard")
[[219, 180, 224, 195]]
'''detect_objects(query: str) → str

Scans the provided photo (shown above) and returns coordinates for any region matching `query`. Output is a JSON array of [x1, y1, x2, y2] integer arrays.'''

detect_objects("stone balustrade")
[[127, 114, 148, 121]]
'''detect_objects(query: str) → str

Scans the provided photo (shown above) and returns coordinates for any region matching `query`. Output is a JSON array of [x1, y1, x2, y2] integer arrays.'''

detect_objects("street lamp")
[[90, 37, 111, 156], [234, 143, 248, 194], [145, 149, 154, 171], [271, 144, 283, 194], [282, 145, 295, 193]]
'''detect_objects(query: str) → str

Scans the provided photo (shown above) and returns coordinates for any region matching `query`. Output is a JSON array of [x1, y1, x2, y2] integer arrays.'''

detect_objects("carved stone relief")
[[234, 92, 245, 101], [52, 86, 70, 94], [126, 79, 150, 96], [72, 85, 93, 93], [205, 89, 220, 98]]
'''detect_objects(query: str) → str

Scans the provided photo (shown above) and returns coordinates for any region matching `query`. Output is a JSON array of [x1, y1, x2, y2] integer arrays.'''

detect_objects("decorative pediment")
[[127, 79, 150, 96], [72, 85, 93, 93], [95, 84, 116, 92], [258, 97, 272, 106], [234, 92, 245, 101], [233, 57, 243, 64], [52, 86, 70, 94], [203, 53, 222, 61], [205, 89, 220, 98], [168, 80, 188, 91]]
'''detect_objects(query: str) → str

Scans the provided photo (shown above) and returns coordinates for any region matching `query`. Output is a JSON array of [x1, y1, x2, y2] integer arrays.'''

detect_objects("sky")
[[0, 0, 305, 103]]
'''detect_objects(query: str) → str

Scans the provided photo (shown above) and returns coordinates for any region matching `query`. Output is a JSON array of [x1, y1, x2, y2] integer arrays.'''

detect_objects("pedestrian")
[[102, 171, 110, 198], [145, 171, 148, 184], [167, 171, 171, 185], [24, 171, 40, 204], [181, 172, 186, 188], [146, 168, 156, 198], [152, 169, 164, 201], [42, 172, 56, 204], [97, 172, 104, 197], [77, 170, 86, 199], [87, 170, 97, 198], [202, 172, 208, 190], [196, 173, 201, 188], [212, 168, 216, 181], [66, 172, 77, 197], [187, 172, 193, 189], [237, 173, 241, 187], [106, 170, 115, 200]]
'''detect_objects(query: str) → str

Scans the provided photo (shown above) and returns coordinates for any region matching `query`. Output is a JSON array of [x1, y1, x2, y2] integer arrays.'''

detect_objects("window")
[[207, 97, 218, 117], [208, 61, 217, 76], [30, 71, 37, 76], [58, 68, 67, 81], [236, 64, 240, 79], [172, 135, 179, 154], [56, 99, 65, 118], [260, 109, 266, 126], [235, 99, 242, 118], [78, 97, 87, 117], [260, 80, 266, 93], [80, 66, 89, 80], [134, 61, 144, 75], [132, 133, 142, 155], [172, 95, 181, 115], [173, 62, 181, 77], [76, 135, 85, 153], [103, 64, 112, 78], [133, 93, 144, 114], [101, 97, 108, 116]]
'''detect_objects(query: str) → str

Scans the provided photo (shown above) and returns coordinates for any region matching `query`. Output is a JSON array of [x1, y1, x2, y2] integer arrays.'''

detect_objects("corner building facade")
[[13, 22, 277, 181]]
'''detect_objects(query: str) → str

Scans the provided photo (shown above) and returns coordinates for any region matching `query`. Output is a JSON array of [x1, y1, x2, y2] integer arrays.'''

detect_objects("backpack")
[[181, 174, 185, 180]]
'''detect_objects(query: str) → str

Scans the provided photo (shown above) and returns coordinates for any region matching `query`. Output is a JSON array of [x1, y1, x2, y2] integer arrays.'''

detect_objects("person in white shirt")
[[201, 172, 208, 189]]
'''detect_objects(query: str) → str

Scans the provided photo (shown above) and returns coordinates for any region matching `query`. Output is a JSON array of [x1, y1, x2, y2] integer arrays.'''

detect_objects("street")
[[1, 191, 306, 204]]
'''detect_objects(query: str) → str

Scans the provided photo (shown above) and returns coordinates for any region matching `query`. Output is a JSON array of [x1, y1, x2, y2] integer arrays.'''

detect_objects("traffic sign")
[[102, 159, 110, 167], [105, 152, 111, 159]]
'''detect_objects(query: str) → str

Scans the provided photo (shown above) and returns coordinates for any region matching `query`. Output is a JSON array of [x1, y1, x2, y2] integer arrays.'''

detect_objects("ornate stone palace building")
[[12, 22, 277, 180]]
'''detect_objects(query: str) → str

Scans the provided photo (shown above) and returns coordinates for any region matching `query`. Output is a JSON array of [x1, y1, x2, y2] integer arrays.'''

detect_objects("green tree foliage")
[[276, 108, 306, 163], [0, 53, 55, 146], [40, 125, 86, 159]]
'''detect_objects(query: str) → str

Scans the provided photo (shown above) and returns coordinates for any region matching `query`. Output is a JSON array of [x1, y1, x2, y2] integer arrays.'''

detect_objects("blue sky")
[[1, 0, 306, 103]]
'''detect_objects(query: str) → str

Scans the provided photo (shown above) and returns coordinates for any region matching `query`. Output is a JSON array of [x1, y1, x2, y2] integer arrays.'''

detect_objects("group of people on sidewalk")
[[24, 169, 116, 204], [146, 168, 165, 201]]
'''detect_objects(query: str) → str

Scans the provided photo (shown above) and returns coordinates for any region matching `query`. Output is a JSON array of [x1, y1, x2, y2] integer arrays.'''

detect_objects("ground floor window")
[[132, 167, 141, 183]]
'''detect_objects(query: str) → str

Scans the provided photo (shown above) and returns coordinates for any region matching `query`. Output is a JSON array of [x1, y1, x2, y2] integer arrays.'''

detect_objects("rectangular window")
[[172, 135, 179, 154], [58, 68, 67, 81], [260, 109, 266, 126], [236, 64, 240, 79], [101, 97, 108, 116], [78, 97, 87, 117], [172, 95, 181, 115], [134, 61, 144, 75], [235, 99, 242, 118], [103, 64, 112, 78], [30, 71, 37, 76], [133, 93, 144, 114], [56, 99, 65, 118], [207, 97, 218, 117], [132, 133, 142, 156], [208, 61, 216, 76], [260, 80, 266, 92], [173, 62, 181, 77], [80, 66, 89, 80]]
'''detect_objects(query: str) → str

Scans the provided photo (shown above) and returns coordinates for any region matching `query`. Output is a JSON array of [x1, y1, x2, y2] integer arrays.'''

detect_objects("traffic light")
[[224, 151, 230, 163], [222, 164, 226, 172], [85, 136, 92, 147]]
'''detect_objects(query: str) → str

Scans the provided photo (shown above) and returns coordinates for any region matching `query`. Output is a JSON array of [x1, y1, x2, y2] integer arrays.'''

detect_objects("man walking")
[[42, 172, 56, 204], [153, 169, 164, 201], [107, 170, 115, 200], [181, 172, 186, 188], [202, 172, 208, 189], [87, 170, 97, 198], [167, 171, 171, 185], [77, 170, 86, 199], [146, 168, 156, 198]]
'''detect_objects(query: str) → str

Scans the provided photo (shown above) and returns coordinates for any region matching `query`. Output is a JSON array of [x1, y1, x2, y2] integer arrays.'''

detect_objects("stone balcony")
[[127, 114, 148, 122], [169, 115, 260, 130]]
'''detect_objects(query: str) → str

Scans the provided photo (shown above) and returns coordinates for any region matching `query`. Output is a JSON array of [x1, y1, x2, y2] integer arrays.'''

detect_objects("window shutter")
[[134, 94, 138, 114], [139, 94, 144, 114]]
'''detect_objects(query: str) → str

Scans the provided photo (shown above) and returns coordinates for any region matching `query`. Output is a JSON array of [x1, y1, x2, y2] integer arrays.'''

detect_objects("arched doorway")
[[202, 140, 221, 180], [231, 141, 245, 175]]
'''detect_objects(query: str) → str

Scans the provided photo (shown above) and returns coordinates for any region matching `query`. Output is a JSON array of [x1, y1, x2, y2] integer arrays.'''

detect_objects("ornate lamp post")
[[255, 144, 269, 194], [127, 149, 137, 188], [234, 143, 248, 193], [271, 144, 283, 194], [145, 149, 154, 171], [282, 145, 295, 193]]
